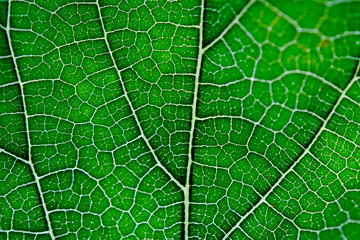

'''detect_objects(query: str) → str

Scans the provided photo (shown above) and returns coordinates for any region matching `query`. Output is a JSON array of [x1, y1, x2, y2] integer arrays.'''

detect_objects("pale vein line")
[[184, 0, 205, 237], [184, 1, 259, 238], [202, 0, 257, 53], [223, 58, 360, 239], [200, 69, 343, 93], [0, 81, 20, 88], [94, 1, 184, 191], [0, 148, 28, 164], [1, 230, 50, 235], [0, 55, 11, 59], [5, 2, 55, 239], [344, 93, 360, 109]]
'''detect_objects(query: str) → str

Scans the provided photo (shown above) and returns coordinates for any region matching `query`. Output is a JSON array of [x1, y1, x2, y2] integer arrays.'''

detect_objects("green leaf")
[[1, 0, 360, 239]]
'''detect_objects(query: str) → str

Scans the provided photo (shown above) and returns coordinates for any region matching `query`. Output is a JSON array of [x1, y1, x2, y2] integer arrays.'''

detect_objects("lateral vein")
[[5, 2, 55, 239], [94, 1, 184, 191], [202, 0, 257, 53], [0, 148, 29, 163], [223, 57, 360, 239]]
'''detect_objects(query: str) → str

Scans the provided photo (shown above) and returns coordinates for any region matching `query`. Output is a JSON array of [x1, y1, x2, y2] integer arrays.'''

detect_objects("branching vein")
[[5, 2, 55, 238], [223, 57, 360, 239]]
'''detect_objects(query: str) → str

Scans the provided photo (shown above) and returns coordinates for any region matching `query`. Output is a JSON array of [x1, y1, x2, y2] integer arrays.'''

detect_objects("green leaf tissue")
[[1, 0, 360, 239]]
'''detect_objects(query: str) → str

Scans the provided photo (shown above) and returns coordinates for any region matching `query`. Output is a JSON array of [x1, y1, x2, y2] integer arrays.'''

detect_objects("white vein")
[[184, 0, 205, 237], [0, 148, 28, 164], [5, 1, 55, 238], [94, 1, 185, 191], [184, 0, 259, 238], [222, 56, 360, 239], [202, 0, 257, 53]]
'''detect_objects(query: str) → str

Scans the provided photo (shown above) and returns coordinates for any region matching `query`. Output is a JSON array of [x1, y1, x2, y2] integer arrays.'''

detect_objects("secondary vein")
[[5, 1, 55, 238], [223, 57, 360, 239], [202, 0, 257, 53], [94, 1, 185, 191]]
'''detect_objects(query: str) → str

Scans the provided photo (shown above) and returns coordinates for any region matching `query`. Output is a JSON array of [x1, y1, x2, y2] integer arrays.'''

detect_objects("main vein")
[[184, 0, 258, 238], [5, 1, 55, 239], [223, 57, 360, 239], [184, 0, 205, 238]]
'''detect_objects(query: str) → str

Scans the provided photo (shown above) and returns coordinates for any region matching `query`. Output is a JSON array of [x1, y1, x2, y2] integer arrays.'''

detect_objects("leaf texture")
[[0, 0, 360, 239]]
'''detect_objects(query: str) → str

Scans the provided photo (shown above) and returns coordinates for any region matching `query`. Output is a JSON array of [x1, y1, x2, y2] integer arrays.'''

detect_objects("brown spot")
[[322, 40, 328, 47]]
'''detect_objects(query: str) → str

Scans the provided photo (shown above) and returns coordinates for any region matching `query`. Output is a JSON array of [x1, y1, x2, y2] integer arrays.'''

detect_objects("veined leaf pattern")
[[0, 0, 360, 239]]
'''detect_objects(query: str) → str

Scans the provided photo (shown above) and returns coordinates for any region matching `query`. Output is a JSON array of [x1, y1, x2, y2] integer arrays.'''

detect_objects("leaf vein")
[[94, 1, 185, 191], [222, 56, 360, 239], [5, 2, 55, 238]]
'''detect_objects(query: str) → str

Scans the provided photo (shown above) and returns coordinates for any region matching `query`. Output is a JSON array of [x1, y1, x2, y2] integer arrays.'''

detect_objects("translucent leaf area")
[[0, 0, 360, 239]]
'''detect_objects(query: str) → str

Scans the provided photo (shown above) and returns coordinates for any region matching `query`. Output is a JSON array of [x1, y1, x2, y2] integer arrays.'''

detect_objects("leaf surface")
[[0, 0, 360, 239]]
